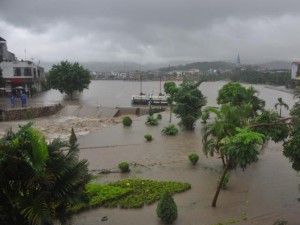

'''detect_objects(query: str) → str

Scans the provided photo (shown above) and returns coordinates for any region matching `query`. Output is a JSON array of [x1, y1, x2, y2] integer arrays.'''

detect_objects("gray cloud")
[[1, 0, 300, 65]]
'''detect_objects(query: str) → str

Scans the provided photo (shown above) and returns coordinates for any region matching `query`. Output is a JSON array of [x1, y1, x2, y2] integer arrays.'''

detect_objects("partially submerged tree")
[[203, 82, 289, 207], [164, 81, 178, 123], [173, 80, 206, 130], [212, 127, 264, 207], [47, 60, 91, 100]]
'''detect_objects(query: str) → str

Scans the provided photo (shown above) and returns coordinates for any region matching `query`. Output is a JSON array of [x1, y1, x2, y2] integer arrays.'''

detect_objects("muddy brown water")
[[2, 81, 298, 224], [75, 110, 299, 225]]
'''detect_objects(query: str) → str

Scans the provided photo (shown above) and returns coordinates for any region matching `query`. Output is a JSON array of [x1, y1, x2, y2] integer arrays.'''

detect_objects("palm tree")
[[0, 124, 91, 225], [274, 97, 289, 117]]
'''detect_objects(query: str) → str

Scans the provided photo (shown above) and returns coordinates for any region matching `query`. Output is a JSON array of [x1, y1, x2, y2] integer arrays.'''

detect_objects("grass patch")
[[70, 179, 191, 213]]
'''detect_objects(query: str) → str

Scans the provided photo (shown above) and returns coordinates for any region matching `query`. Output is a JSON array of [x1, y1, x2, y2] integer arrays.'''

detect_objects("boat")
[[131, 94, 149, 105], [131, 74, 168, 105]]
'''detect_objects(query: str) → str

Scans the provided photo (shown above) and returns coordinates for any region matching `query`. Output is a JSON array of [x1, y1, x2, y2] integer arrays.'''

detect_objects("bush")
[[122, 116, 132, 126], [118, 162, 130, 172], [144, 134, 153, 141], [161, 124, 178, 136], [156, 191, 178, 225], [157, 113, 162, 120], [146, 115, 158, 126], [188, 153, 199, 165]]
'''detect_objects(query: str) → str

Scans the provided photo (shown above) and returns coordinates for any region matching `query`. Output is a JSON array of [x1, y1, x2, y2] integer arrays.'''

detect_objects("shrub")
[[188, 153, 199, 165], [157, 113, 162, 120], [161, 124, 178, 136], [146, 115, 158, 126], [122, 116, 132, 126], [156, 191, 178, 225], [118, 162, 130, 172], [144, 134, 153, 141]]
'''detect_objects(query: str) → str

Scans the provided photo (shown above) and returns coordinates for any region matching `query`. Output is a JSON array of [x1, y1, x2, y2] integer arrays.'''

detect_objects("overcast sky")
[[1, 0, 300, 65]]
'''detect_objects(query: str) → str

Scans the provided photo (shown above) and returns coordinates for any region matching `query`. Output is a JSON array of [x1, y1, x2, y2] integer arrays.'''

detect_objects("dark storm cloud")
[[1, 0, 300, 64]]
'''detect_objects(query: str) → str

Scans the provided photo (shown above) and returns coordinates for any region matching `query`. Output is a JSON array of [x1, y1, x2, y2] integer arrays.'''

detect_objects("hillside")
[[159, 61, 236, 72]]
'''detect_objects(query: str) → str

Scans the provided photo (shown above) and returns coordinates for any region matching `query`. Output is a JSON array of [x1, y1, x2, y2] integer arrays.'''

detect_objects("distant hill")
[[40, 61, 168, 72], [257, 61, 291, 70], [159, 61, 236, 72]]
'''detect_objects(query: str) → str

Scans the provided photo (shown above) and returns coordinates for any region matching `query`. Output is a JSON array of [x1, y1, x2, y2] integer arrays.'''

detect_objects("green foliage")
[[188, 153, 199, 165], [47, 60, 91, 100], [173, 80, 207, 129], [70, 184, 132, 213], [144, 134, 153, 141], [122, 116, 132, 126], [224, 127, 264, 170], [157, 113, 162, 120], [0, 123, 91, 225], [146, 115, 158, 126], [156, 191, 178, 224], [252, 111, 289, 143], [70, 179, 190, 212], [161, 124, 178, 136], [201, 110, 210, 123], [217, 82, 265, 117], [118, 162, 130, 172]]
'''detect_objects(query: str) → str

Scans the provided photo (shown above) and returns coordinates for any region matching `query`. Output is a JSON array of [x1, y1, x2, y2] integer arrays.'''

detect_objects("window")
[[24, 67, 32, 76], [14, 67, 21, 76]]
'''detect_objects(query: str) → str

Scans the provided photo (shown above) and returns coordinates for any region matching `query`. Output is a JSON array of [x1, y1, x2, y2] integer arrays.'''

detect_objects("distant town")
[[1, 36, 299, 96]]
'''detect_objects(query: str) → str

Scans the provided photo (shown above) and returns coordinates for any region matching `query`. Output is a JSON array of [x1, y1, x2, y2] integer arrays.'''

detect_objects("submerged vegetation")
[[70, 179, 190, 212]]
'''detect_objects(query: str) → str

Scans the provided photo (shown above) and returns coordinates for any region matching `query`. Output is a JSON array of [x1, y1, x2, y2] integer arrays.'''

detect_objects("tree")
[[212, 127, 264, 207], [203, 82, 290, 207], [274, 97, 289, 117], [0, 123, 91, 225], [173, 80, 206, 130], [47, 61, 91, 100], [156, 191, 178, 224], [164, 81, 178, 123], [217, 82, 265, 118], [283, 91, 300, 171]]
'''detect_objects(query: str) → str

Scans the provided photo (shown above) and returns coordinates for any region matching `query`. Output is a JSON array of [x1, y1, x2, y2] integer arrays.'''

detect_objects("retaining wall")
[[0, 104, 63, 121]]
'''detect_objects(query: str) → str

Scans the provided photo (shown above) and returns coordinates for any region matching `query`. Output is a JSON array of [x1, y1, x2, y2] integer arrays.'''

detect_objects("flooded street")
[[75, 110, 299, 225], [1, 81, 298, 224]]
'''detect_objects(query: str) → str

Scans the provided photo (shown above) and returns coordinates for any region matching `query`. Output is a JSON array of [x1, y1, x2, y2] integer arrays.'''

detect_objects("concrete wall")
[[0, 103, 62, 121]]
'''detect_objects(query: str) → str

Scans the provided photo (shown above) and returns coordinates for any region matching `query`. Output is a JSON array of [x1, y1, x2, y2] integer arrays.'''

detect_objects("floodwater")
[[69, 81, 298, 225], [4, 80, 299, 224]]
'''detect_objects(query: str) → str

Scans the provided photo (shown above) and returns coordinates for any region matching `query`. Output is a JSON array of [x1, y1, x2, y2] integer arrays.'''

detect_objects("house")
[[291, 61, 300, 80], [0, 37, 46, 95]]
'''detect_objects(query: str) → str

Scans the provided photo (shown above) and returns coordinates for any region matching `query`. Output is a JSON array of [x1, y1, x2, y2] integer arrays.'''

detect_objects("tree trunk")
[[212, 163, 230, 207], [169, 105, 172, 123]]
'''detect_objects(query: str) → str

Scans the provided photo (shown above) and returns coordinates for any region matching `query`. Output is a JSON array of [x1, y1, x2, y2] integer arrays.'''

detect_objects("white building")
[[0, 60, 45, 92], [291, 61, 300, 80], [0, 37, 45, 94]]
